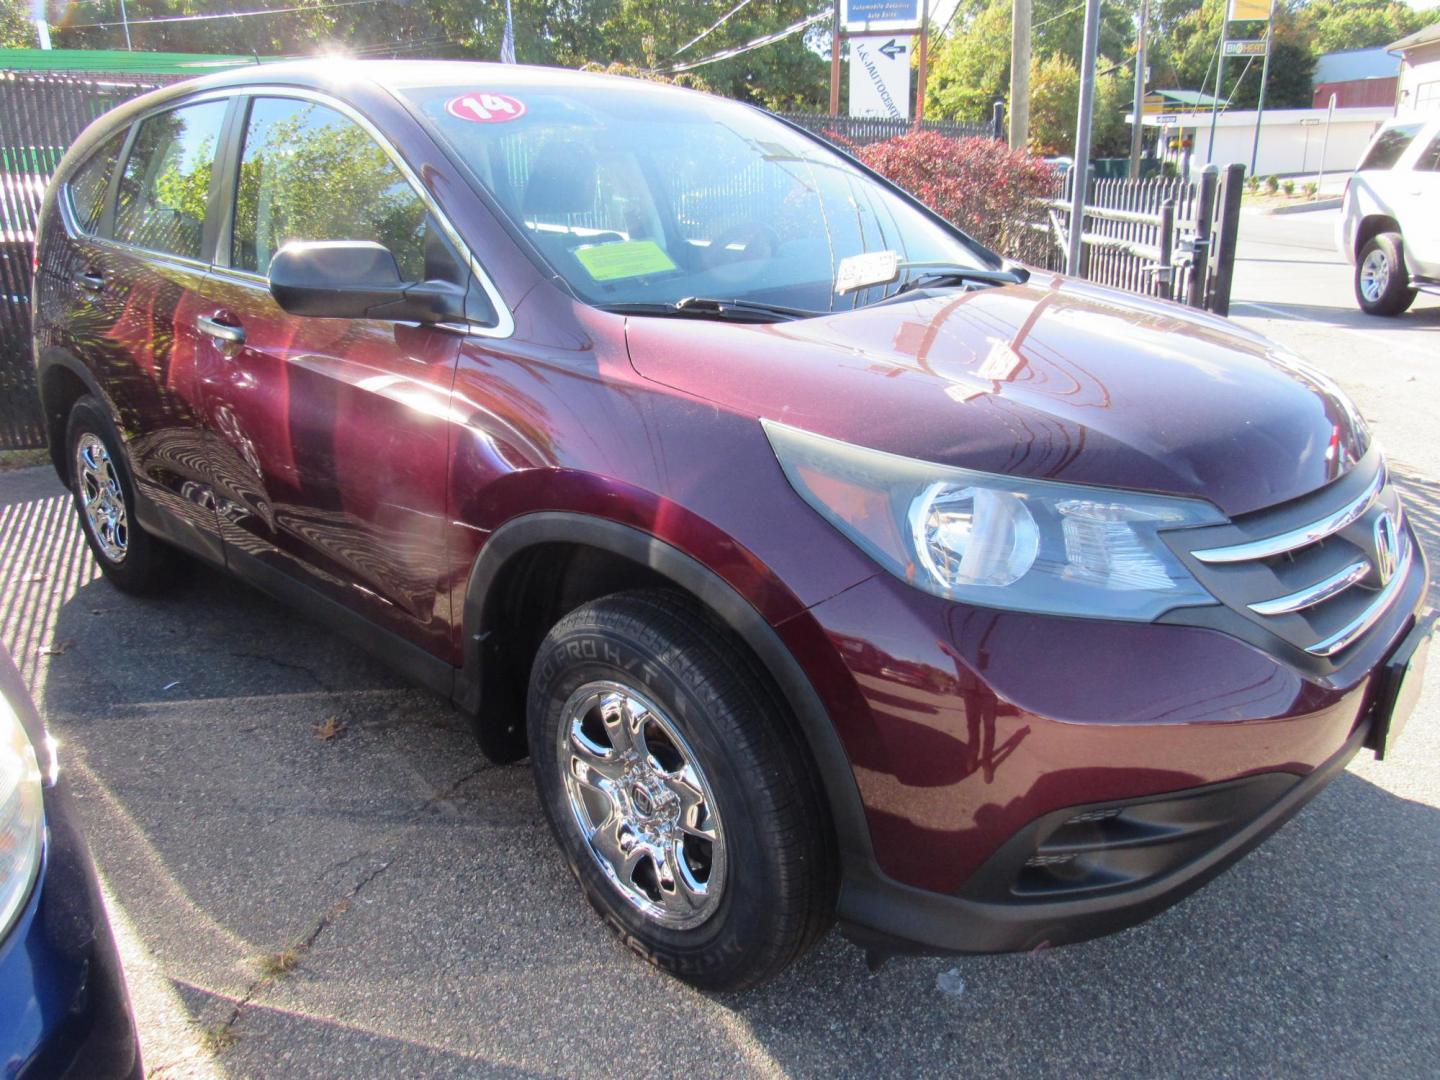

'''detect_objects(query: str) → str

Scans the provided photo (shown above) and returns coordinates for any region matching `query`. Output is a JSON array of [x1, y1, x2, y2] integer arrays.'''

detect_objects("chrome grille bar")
[[1305, 536, 1414, 657], [1248, 559, 1372, 616], [1192, 467, 1385, 564]]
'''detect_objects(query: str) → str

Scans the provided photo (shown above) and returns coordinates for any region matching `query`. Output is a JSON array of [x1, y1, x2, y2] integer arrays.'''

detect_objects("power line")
[[667, 8, 832, 73], [675, 0, 759, 57]]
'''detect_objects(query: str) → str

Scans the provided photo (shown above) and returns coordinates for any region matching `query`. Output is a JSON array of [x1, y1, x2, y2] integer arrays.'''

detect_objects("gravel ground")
[[1, 207, 1436, 1079]]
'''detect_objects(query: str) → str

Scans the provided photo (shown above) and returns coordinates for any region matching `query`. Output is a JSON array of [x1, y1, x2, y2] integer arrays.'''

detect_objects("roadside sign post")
[[1067, 0, 1102, 276], [1128, 0, 1149, 177], [836, 1, 925, 120], [1317, 91, 1337, 195], [1248, 0, 1276, 176]]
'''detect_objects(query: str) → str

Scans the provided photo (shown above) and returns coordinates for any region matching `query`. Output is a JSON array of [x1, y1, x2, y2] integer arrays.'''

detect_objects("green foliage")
[[1, 0, 34, 49], [1280, 177, 1295, 194], [1302, 180, 1317, 196], [234, 106, 426, 277], [41, 1, 828, 111], [1264, 173, 1279, 192], [1300, 0, 1427, 54], [926, 0, 1137, 125]]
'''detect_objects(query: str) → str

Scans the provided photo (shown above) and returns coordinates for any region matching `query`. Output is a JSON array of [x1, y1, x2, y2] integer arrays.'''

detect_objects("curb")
[[1261, 197, 1342, 216]]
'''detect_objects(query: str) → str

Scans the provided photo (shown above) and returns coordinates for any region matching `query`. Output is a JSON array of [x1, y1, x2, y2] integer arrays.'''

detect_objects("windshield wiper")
[[891, 263, 1029, 296], [600, 296, 817, 323]]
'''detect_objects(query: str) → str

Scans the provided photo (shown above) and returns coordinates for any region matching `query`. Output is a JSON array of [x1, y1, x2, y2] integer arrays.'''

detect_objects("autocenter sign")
[[849, 34, 912, 119], [841, 0, 922, 33]]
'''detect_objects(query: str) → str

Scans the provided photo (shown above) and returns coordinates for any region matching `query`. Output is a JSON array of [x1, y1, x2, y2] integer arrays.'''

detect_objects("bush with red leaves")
[[854, 131, 1059, 265]]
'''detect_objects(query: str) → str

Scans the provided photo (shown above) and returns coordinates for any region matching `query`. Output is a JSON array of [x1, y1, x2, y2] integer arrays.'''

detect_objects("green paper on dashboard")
[[574, 240, 677, 281]]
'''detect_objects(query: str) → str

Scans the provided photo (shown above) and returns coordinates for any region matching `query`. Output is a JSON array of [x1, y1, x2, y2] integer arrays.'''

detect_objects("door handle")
[[78, 271, 104, 292], [196, 314, 245, 345]]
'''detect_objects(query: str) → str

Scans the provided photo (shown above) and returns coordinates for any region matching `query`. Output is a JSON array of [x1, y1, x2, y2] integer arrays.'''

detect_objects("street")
[[1, 207, 1437, 1079]]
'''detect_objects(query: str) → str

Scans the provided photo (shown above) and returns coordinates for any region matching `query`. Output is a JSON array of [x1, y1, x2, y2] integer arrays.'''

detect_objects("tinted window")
[[68, 130, 126, 234], [1415, 133, 1440, 173], [114, 101, 227, 259], [1358, 124, 1422, 172], [232, 97, 427, 279]]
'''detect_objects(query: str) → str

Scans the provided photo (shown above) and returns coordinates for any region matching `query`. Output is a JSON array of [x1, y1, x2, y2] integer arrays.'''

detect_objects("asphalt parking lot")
[[2, 207, 1438, 1078]]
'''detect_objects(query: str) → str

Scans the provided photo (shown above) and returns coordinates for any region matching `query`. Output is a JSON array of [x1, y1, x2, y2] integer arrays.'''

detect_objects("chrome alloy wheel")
[[558, 681, 726, 929], [1360, 247, 1391, 303], [75, 433, 128, 564]]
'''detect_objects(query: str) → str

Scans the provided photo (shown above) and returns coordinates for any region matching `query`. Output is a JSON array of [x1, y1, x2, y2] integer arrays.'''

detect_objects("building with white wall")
[[1390, 23, 1440, 116], [1135, 107, 1391, 178]]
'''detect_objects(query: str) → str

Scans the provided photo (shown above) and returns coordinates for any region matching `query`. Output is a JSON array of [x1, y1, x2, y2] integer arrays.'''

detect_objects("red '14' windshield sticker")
[[445, 93, 527, 123]]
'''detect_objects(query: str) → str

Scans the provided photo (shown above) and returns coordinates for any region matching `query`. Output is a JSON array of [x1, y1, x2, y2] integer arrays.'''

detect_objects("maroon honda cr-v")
[[33, 61, 1431, 990]]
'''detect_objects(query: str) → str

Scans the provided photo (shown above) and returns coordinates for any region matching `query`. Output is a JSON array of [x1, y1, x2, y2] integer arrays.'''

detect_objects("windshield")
[[401, 81, 993, 313]]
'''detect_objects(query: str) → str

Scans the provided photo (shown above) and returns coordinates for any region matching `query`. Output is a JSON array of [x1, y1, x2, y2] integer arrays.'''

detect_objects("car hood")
[[623, 274, 1368, 517]]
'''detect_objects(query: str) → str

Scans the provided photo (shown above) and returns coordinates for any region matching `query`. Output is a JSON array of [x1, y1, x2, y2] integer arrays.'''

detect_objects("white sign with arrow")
[[849, 34, 911, 120]]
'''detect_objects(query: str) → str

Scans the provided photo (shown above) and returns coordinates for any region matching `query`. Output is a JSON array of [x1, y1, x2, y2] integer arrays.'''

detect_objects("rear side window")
[[231, 97, 427, 279], [67, 130, 126, 234], [114, 100, 228, 260], [1358, 124, 1422, 172], [1415, 133, 1440, 173]]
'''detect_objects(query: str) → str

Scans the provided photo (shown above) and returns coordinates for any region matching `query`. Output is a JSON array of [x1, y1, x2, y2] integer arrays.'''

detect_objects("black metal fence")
[[1, 69, 186, 451], [1034, 163, 1246, 315], [775, 111, 1003, 147]]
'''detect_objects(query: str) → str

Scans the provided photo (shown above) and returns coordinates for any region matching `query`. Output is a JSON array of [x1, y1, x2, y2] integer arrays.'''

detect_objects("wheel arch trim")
[[457, 511, 876, 864]]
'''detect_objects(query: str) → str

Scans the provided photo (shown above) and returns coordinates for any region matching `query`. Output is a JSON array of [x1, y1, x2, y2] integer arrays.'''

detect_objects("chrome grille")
[[1177, 455, 1416, 659]]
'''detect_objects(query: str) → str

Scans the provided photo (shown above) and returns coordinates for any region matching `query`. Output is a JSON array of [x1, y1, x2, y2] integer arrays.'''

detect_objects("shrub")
[[853, 131, 1058, 264], [1245, 175, 1260, 193], [1303, 181, 1318, 197], [1281, 179, 1295, 195], [1264, 174, 1280, 193]]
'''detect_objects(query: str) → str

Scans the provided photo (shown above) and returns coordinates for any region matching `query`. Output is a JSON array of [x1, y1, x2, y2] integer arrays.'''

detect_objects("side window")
[[1357, 124, 1421, 172], [67, 130, 127, 234], [114, 100, 228, 260], [1415, 133, 1440, 173], [232, 97, 428, 279]]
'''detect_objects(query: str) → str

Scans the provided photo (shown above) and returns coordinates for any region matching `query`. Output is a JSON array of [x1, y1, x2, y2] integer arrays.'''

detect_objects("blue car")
[[0, 646, 141, 1079]]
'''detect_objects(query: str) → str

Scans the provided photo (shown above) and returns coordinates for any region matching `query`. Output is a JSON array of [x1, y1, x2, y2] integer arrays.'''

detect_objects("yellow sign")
[[1228, 0, 1271, 20]]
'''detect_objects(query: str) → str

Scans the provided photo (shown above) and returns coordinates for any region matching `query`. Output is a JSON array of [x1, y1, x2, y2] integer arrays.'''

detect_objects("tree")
[[1026, 50, 1133, 157], [1299, 0, 1426, 54], [1149, 0, 1316, 110], [2, 0, 37, 48], [925, 0, 1141, 124], [40, 1, 829, 110]]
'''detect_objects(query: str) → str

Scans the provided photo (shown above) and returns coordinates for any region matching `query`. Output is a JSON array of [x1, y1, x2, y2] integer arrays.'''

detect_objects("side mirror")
[[267, 240, 465, 324]]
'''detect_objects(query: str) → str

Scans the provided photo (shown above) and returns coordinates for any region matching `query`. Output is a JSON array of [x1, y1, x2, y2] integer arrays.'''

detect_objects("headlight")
[[764, 420, 1226, 620], [0, 691, 44, 937]]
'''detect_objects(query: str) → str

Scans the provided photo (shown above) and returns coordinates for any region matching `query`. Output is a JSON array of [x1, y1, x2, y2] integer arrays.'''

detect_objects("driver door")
[[194, 94, 465, 660]]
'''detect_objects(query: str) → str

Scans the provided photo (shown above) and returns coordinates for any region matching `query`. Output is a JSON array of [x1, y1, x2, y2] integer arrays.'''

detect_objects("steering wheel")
[[701, 222, 780, 272]]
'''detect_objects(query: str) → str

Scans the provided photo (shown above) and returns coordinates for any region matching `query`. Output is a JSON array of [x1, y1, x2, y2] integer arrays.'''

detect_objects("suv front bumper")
[[790, 544, 1427, 956]]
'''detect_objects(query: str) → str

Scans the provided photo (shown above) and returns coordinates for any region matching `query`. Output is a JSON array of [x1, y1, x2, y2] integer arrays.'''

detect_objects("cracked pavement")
[[1, 210, 1437, 1078]]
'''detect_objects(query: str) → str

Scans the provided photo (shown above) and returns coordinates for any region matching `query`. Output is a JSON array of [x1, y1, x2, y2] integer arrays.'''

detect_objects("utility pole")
[[1009, 0, 1031, 150], [1128, 0, 1150, 177], [829, 2, 842, 115], [30, 0, 51, 48], [1067, 0, 1101, 276], [915, 0, 931, 123], [119, 0, 134, 50], [1249, 0, 1276, 176]]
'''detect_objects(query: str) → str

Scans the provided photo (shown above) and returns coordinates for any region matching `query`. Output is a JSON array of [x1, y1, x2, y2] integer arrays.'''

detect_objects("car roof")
[[183, 59, 704, 101]]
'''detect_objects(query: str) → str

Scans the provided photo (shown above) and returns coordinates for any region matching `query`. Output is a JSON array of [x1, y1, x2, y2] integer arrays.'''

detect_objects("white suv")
[[1338, 115, 1440, 316]]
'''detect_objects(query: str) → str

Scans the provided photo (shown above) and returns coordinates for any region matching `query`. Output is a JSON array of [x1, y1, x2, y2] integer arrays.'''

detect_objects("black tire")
[[1355, 232, 1417, 316], [528, 590, 834, 991], [65, 396, 176, 594]]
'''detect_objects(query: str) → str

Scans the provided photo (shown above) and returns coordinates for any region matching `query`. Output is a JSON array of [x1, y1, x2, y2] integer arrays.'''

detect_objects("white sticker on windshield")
[[835, 250, 899, 294]]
